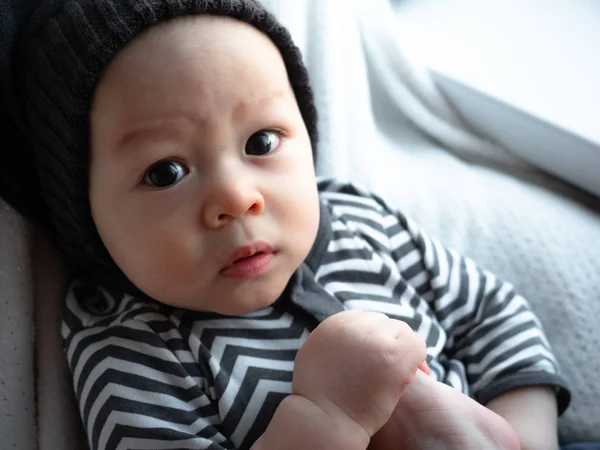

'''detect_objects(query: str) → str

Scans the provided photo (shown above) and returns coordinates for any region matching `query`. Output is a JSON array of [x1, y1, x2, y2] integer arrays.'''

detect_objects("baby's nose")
[[202, 177, 265, 229]]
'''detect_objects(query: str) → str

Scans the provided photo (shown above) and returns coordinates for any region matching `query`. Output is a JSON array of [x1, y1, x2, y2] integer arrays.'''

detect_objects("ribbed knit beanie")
[[0, 0, 318, 294]]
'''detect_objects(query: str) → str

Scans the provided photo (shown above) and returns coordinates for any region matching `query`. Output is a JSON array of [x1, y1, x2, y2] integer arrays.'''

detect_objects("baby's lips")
[[417, 361, 431, 375]]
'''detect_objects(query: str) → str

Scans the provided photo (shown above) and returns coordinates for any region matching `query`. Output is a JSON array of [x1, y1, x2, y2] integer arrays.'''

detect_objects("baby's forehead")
[[94, 14, 291, 102]]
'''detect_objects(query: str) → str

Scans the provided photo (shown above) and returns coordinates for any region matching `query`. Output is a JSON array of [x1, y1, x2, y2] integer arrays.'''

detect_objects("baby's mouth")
[[221, 241, 276, 272], [220, 244, 276, 280], [233, 251, 265, 264]]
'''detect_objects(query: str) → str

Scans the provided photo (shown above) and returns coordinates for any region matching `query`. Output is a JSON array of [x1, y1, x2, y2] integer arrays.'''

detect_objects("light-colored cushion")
[[33, 232, 87, 450], [0, 198, 36, 449]]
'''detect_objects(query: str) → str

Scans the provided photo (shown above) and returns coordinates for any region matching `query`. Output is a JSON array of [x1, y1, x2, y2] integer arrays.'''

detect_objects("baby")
[[4, 1, 570, 449]]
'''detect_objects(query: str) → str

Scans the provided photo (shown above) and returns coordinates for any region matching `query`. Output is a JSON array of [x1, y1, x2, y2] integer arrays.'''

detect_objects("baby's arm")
[[486, 386, 559, 450], [390, 214, 569, 446]]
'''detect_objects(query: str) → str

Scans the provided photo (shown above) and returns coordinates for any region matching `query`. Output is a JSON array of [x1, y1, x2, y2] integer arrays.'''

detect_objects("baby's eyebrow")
[[111, 88, 290, 156], [232, 89, 288, 119], [114, 119, 192, 156]]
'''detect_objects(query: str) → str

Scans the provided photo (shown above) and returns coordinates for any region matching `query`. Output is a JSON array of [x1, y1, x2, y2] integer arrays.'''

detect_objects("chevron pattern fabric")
[[62, 180, 570, 450]]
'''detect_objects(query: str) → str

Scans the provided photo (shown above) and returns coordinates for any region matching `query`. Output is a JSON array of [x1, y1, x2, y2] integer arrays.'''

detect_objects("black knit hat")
[[0, 0, 318, 293]]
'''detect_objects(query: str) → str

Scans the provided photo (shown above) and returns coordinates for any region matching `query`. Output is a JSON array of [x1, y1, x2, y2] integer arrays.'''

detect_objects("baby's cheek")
[[121, 234, 205, 304], [122, 235, 183, 279]]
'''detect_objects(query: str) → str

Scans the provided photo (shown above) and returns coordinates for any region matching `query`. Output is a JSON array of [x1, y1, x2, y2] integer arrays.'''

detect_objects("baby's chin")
[[146, 285, 285, 316], [213, 300, 279, 316]]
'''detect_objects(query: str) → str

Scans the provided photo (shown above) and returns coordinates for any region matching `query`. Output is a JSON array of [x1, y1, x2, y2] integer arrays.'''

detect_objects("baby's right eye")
[[143, 160, 188, 188]]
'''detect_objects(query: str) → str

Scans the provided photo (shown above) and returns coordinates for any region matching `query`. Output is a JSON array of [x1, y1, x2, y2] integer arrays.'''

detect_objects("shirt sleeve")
[[378, 196, 571, 413], [62, 282, 235, 450]]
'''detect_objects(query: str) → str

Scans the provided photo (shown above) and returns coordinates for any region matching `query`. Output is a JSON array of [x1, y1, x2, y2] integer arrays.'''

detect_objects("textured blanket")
[[1, 0, 599, 447]]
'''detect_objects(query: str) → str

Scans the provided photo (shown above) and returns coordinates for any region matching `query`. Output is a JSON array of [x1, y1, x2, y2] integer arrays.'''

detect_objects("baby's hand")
[[293, 310, 427, 438]]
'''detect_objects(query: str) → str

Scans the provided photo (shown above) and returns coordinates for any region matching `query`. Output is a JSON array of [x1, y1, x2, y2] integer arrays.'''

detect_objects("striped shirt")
[[63, 179, 570, 450]]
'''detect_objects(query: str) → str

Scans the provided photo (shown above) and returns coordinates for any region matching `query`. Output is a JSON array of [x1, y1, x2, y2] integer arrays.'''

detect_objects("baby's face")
[[89, 15, 320, 315]]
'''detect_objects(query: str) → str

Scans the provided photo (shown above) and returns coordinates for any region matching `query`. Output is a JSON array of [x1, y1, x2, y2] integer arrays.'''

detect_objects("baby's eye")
[[143, 160, 188, 188], [245, 130, 281, 156]]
